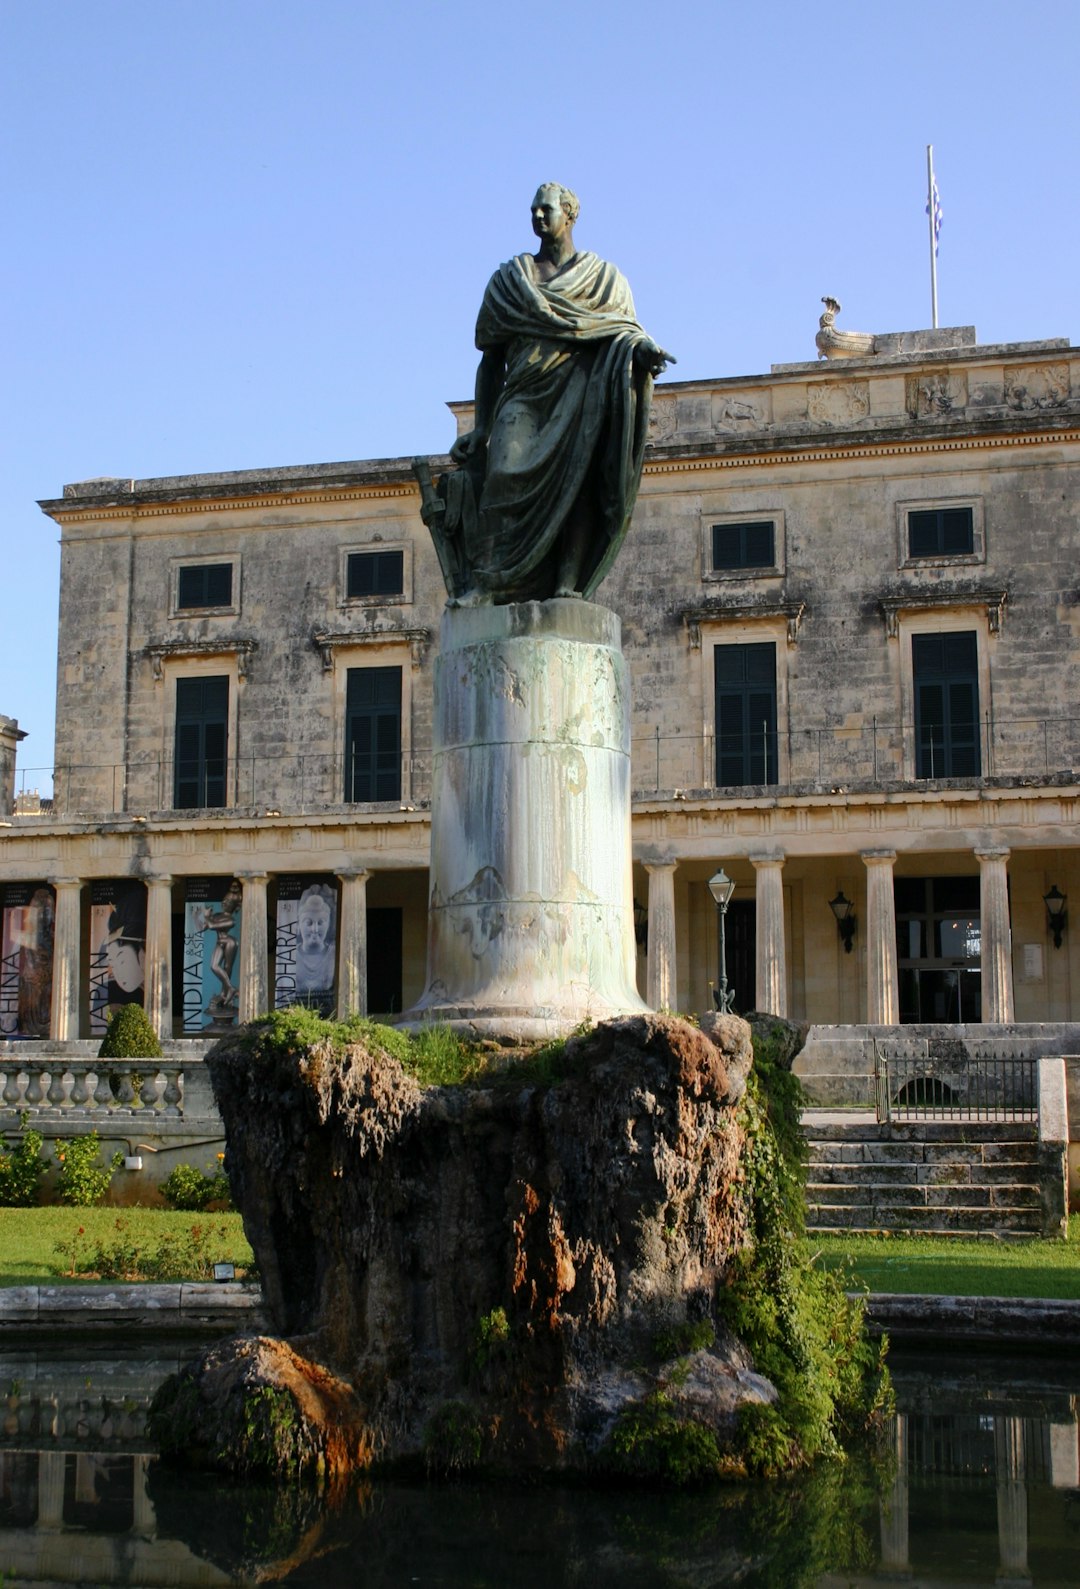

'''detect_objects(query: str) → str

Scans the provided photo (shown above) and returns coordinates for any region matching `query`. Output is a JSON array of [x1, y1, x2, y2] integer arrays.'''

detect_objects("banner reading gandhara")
[[0, 883, 55, 1039], [88, 880, 147, 1037], [274, 876, 338, 1016], [182, 878, 243, 1034]]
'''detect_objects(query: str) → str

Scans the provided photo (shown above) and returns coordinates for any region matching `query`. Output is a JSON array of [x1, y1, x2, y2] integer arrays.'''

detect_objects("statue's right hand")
[[450, 429, 485, 465]]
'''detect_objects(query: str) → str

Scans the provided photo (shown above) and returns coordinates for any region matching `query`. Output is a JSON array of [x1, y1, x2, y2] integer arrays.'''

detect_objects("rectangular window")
[[174, 676, 229, 808], [345, 667, 402, 802], [912, 631, 980, 777], [907, 507, 974, 559], [714, 642, 777, 786], [711, 520, 775, 571], [346, 550, 405, 600], [177, 563, 233, 609]]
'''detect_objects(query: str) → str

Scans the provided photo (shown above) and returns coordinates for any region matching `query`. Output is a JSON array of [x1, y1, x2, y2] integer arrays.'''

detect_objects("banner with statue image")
[[274, 875, 338, 1016], [182, 878, 243, 1034], [88, 880, 147, 1037], [0, 882, 55, 1038]]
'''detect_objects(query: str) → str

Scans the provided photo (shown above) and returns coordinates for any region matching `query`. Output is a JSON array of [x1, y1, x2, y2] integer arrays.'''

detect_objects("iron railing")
[[9, 712, 1079, 819], [874, 1046, 1038, 1124]]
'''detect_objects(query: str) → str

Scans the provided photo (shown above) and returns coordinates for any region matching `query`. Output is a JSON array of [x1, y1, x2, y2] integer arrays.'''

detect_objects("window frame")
[[699, 614, 793, 789], [713, 640, 779, 788], [896, 497, 984, 570], [893, 606, 992, 782], [167, 667, 235, 810], [169, 555, 240, 617], [339, 537, 413, 608], [343, 664, 403, 804], [331, 639, 414, 806], [701, 508, 785, 584]]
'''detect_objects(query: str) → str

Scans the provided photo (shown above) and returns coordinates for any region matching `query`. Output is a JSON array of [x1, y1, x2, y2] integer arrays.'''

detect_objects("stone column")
[[643, 858, 677, 1012], [976, 847, 1014, 1023], [751, 854, 786, 1016], [0, 714, 27, 816], [37, 1450, 65, 1529], [48, 878, 82, 1041], [995, 1415, 1029, 1580], [143, 874, 173, 1042], [336, 868, 371, 1018], [407, 599, 646, 1037], [879, 1413, 910, 1574], [237, 873, 269, 1024], [132, 1454, 155, 1536], [862, 850, 899, 1024]]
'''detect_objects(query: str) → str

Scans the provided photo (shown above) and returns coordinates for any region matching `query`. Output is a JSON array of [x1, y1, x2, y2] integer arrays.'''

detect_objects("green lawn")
[[813, 1217, 1080, 1300], [0, 1207, 254, 1285]]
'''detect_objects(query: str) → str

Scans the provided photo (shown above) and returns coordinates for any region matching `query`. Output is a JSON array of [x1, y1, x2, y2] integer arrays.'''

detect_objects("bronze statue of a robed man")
[[415, 183, 674, 604]]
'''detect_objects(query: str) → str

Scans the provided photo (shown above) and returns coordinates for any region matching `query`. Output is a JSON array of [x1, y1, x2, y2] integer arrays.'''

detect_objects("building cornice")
[[642, 424, 1080, 478]]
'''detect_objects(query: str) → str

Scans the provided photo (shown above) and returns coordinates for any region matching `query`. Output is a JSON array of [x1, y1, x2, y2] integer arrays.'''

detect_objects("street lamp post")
[[708, 867, 736, 1013]]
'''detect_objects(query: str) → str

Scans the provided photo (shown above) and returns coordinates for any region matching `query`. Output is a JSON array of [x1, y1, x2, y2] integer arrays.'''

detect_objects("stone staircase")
[[804, 1117, 1056, 1237]]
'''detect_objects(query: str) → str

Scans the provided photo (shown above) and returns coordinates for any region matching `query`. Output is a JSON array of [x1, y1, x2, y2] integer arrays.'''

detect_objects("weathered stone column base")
[[400, 598, 647, 1041]]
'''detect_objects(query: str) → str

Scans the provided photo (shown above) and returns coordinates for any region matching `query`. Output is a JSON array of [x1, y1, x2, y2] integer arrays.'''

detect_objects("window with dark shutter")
[[174, 676, 229, 808], [345, 667, 402, 801], [714, 643, 777, 787], [177, 563, 233, 609], [912, 631, 980, 777], [711, 520, 776, 571], [346, 550, 405, 600]]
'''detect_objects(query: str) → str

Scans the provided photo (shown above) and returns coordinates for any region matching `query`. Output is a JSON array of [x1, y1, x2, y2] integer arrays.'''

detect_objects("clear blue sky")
[[2, 0, 1076, 788]]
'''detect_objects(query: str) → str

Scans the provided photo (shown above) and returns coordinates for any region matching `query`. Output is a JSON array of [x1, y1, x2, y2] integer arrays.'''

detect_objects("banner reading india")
[[182, 878, 243, 1034], [88, 880, 148, 1038], [0, 883, 56, 1039], [274, 876, 338, 1017]]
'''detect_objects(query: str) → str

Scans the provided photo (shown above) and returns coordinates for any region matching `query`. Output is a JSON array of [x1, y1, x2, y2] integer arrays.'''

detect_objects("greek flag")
[[926, 175, 943, 255]]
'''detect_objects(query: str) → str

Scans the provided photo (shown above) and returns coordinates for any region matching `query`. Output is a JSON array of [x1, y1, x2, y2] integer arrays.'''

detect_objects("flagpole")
[[926, 144, 939, 329]]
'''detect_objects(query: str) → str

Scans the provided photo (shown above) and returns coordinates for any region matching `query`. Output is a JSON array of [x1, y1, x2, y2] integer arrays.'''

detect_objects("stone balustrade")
[[0, 1059, 185, 1118]]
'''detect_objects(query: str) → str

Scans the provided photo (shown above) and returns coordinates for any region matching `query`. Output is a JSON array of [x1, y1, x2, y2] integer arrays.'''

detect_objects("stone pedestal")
[[404, 598, 647, 1038]]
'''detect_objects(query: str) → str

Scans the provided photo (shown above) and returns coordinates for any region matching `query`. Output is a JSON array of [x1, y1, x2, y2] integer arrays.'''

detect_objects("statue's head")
[[532, 182, 579, 228]]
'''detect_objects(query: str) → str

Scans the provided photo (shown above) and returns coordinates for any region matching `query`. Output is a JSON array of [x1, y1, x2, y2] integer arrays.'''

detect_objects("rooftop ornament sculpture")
[[414, 183, 674, 605], [815, 296, 876, 360]]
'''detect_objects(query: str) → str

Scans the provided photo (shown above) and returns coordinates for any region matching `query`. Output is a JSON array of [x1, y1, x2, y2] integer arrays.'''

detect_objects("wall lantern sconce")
[[633, 898, 648, 948], [829, 891, 857, 953], [708, 867, 737, 1012], [1043, 884, 1067, 949]]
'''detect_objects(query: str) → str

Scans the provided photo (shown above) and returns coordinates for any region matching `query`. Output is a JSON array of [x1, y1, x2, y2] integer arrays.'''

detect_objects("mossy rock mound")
[[149, 1335, 370, 1482]]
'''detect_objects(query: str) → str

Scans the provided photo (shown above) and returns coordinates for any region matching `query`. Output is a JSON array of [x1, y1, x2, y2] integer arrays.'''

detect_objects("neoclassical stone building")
[[2, 322, 1078, 1051]]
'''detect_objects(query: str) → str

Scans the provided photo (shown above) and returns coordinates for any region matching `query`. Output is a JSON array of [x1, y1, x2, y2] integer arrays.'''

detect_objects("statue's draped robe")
[[469, 251, 654, 601]]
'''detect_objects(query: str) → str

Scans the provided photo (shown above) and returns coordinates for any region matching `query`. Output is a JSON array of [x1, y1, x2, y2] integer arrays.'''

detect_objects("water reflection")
[[1, 1345, 1077, 1585]]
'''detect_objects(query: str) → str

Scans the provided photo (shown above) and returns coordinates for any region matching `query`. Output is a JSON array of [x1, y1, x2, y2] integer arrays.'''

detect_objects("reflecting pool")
[[1, 1341, 1077, 1585]]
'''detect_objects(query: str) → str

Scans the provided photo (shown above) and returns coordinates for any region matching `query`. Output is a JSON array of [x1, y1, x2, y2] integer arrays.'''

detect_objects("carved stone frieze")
[[807, 381, 870, 425], [1005, 363, 1070, 411], [906, 369, 968, 419]]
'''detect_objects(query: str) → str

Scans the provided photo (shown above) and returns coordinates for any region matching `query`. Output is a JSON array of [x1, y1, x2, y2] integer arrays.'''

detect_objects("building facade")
[[2, 325, 1078, 1047]]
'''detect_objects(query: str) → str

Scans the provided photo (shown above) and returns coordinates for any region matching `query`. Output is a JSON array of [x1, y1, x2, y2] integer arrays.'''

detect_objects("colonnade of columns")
[[643, 846, 1017, 1022], [33, 869, 375, 1042]]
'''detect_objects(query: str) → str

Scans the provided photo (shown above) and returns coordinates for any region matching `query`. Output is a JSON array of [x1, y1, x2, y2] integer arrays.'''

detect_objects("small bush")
[[605, 1392, 722, 1486], [53, 1132, 124, 1206], [98, 1003, 163, 1060], [424, 1401, 483, 1475], [653, 1318, 716, 1361], [0, 1120, 45, 1206], [472, 1306, 510, 1372], [161, 1159, 232, 1211]]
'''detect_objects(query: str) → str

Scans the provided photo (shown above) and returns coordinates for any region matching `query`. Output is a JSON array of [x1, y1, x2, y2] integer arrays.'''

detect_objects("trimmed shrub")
[[98, 1003, 163, 1059]]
